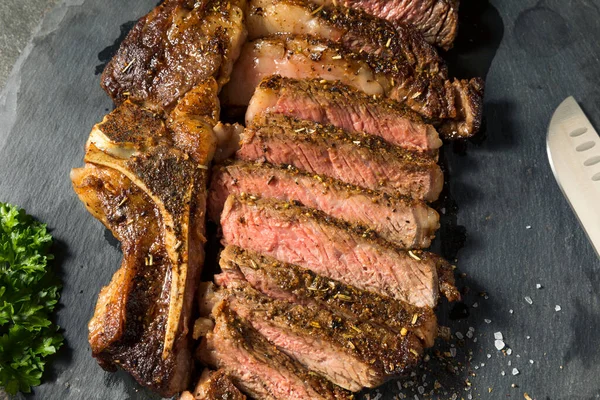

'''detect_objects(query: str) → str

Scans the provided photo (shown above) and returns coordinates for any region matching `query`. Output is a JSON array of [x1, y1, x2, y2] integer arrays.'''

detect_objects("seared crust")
[[438, 77, 485, 139], [224, 35, 483, 137], [220, 245, 439, 347], [200, 304, 354, 399], [247, 0, 447, 76], [257, 75, 426, 123], [220, 280, 423, 388], [72, 81, 219, 397], [101, 0, 246, 112], [187, 369, 247, 399], [326, 0, 459, 50]]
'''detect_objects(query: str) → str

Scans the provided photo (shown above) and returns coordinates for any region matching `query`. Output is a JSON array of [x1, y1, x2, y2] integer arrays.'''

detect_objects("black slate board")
[[1, 0, 599, 399]]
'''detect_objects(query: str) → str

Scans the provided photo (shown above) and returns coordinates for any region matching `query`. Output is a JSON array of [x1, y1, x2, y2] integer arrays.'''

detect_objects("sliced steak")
[[246, 76, 442, 153], [209, 161, 439, 248], [199, 304, 353, 399], [101, 0, 247, 113], [181, 369, 247, 400], [247, 0, 446, 76], [218, 280, 423, 391], [218, 245, 439, 347], [220, 195, 440, 307], [237, 114, 443, 201], [316, 0, 459, 50], [221, 35, 484, 138]]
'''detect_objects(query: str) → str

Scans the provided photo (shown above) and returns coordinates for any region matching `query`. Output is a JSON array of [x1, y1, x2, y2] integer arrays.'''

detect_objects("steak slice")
[[218, 245, 439, 347], [198, 304, 353, 399], [209, 161, 439, 248], [214, 279, 423, 391], [316, 0, 459, 50], [180, 369, 247, 400], [221, 35, 484, 138], [237, 113, 443, 201], [246, 0, 446, 77], [220, 195, 440, 307], [101, 0, 247, 113], [246, 76, 442, 153]]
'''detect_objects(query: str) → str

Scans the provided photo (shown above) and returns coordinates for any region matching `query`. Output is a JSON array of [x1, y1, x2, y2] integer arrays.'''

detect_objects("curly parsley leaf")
[[0, 202, 63, 394]]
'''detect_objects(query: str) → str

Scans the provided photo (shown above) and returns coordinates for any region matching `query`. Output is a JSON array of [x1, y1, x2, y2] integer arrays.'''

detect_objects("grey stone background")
[[0, 0, 59, 90]]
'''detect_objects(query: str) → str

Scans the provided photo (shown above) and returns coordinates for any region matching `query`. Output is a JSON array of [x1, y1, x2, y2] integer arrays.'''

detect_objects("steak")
[[209, 161, 439, 248], [214, 279, 423, 391], [246, 0, 446, 76], [220, 195, 441, 307], [199, 303, 354, 399], [221, 35, 483, 138], [316, 0, 459, 50], [237, 113, 444, 201], [71, 80, 219, 396], [218, 245, 439, 347], [180, 369, 247, 400], [101, 0, 247, 113], [246, 76, 442, 153]]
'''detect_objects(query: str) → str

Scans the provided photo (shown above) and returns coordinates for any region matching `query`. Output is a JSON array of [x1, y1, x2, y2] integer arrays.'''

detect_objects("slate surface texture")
[[0, 0, 599, 399]]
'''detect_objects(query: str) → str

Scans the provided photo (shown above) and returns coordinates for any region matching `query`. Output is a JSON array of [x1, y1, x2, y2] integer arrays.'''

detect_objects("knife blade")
[[547, 96, 600, 258]]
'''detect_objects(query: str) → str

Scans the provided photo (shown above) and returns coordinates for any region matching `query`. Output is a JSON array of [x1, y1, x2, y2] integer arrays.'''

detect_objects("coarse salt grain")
[[487, 354, 491, 359], [456, 332, 464, 339], [509, 309, 514, 314], [555, 305, 562, 311], [472, 302, 478, 308], [526, 225, 531, 229], [484, 319, 492, 324], [529, 359, 534, 364], [466, 331, 473, 339], [512, 368, 519, 375], [501, 371, 505, 376], [507, 348, 512, 355], [525, 296, 533, 305], [495, 340, 505, 350], [494, 332, 503, 340], [536, 284, 542, 289]]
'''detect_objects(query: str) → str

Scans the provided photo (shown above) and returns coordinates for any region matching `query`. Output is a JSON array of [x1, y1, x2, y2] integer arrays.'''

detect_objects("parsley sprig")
[[0, 203, 63, 394]]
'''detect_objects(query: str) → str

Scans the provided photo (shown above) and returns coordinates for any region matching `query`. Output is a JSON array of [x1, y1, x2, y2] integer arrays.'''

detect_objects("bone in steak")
[[199, 303, 353, 399], [316, 0, 459, 50], [214, 277, 423, 390], [209, 161, 440, 248], [71, 79, 219, 396], [237, 113, 444, 201], [218, 245, 439, 347], [220, 195, 442, 307], [180, 369, 247, 400], [246, 0, 446, 76], [101, 0, 247, 113], [222, 35, 483, 137], [246, 76, 442, 152]]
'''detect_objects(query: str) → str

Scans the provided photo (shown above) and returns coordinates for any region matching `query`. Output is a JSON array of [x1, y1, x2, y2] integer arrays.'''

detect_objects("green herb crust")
[[0, 203, 63, 394]]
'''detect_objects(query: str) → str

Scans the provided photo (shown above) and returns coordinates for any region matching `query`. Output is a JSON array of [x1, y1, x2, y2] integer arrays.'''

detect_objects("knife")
[[547, 96, 600, 258]]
